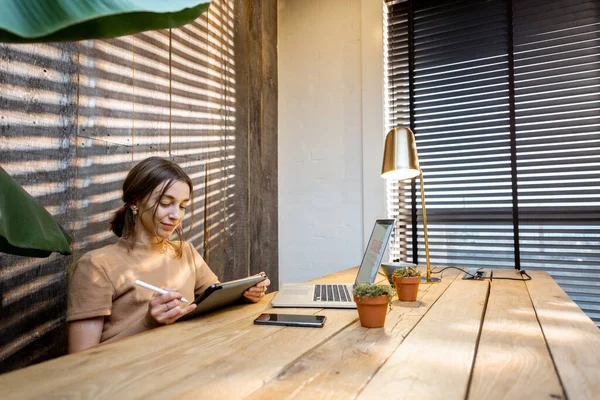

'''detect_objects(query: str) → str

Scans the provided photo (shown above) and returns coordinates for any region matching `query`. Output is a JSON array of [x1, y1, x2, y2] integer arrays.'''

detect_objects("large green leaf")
[[0, 167, 72, 257], [0, 0, 211, 43]]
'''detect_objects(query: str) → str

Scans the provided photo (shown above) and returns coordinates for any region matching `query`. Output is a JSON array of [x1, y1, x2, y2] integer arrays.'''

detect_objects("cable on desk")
[[377, 271, 389, 280], [430, 266, 532, 281]]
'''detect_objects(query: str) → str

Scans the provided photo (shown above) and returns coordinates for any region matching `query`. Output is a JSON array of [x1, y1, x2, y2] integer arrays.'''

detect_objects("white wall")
[[278, 0, 385, 284]]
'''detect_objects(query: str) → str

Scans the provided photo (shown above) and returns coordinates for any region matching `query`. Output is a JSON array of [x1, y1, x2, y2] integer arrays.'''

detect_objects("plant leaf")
[[0, 0, 211, 43], [0, 167, 72, 257]]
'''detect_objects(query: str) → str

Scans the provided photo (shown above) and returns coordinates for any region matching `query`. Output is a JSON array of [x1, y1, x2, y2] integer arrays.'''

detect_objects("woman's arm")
[[68, 317, 104, 353], [68, 290, 197, 352], [103, 290, 197, 344]]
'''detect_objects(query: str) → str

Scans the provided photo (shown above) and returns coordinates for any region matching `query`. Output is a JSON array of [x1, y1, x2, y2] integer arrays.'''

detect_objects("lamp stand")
[[419, 171, 440, 284]]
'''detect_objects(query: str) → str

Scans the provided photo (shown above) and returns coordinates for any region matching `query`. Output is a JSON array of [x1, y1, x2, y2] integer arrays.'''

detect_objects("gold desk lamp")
[[381, 127, 440, 284]]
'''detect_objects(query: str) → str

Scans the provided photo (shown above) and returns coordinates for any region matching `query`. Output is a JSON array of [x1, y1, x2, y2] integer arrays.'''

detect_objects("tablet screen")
[[180, 274, 267, 320]]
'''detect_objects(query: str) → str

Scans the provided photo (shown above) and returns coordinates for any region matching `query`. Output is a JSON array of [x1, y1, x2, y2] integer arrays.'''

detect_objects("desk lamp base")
[[421, 276, 441, 284]]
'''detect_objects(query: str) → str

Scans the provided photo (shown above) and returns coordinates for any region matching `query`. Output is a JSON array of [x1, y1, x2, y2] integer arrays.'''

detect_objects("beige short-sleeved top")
[[67, 238, 218, 342]]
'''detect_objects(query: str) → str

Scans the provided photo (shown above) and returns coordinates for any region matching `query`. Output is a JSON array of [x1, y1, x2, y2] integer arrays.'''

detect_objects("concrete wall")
[[278, 0, 385, 284]]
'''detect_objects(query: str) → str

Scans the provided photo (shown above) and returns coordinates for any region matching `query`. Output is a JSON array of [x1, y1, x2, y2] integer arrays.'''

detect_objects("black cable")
[[377, 271, 390, 280], [431, 266, 473, 276], [430, 266, 532, 281]]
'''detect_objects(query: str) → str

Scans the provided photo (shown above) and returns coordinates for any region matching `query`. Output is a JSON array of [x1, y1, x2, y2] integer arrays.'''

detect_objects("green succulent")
[[392, 266, 421, 278], [352, 283, 394, 301]]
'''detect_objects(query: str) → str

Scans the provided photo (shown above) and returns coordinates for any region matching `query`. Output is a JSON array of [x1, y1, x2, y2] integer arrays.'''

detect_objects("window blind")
[[385, 0, 412, 261], [513, 0, 600, 324], [385, 0, 600, 326]]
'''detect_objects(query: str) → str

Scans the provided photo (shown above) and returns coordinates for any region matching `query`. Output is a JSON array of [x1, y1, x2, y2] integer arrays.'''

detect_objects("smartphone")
[[253, 313, 326, 328]]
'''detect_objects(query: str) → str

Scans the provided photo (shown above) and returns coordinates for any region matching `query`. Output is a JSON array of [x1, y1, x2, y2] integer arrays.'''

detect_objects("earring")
[[131, 206, 138, 215]]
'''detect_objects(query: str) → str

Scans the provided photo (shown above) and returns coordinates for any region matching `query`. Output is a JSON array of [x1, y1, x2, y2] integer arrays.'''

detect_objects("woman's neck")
[[133, 223, 165, 245], [135, 233, 163, 245], [119, 237, 169, 253]]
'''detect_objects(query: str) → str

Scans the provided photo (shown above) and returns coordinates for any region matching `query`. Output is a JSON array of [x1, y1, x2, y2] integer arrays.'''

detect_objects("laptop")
[[271, 219, 395, 309]]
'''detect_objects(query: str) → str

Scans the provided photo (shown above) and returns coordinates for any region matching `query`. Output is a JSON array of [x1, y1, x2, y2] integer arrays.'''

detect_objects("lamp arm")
[[419, 170, 432, 282]]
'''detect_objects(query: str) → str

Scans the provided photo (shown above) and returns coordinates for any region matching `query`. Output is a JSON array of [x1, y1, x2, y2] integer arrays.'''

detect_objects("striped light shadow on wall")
[[170, 0, 241, 281], [0, 41, 77, 372]]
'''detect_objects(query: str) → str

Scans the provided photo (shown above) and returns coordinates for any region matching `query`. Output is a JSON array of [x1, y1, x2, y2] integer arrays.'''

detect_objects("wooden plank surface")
[[172, 307, 357, 400], [358, 276, 489, 400], [525, 271, 600, 400], [246, 269, 461, 399], [2, 296, 277, 399], [0, 269, 357, 399], [468, 269, 564, 400], [3, 268, 597, 399], [76, 307, 351, 400]]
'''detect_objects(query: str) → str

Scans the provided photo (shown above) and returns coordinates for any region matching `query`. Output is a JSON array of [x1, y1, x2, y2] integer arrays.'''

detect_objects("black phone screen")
[[253, 313, 326, 328]]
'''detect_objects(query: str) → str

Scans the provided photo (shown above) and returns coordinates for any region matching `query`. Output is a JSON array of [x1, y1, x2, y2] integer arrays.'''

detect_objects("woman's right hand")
[[145, 289, 197, 326]]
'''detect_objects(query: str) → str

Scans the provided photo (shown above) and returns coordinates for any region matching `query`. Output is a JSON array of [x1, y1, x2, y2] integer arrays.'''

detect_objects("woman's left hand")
[[243, 272, 270, 303]]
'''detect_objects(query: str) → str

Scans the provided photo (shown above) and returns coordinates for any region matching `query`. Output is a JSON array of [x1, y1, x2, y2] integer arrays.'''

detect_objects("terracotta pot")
[[353, 295, 389, 328], [393, 275, 420, 301]]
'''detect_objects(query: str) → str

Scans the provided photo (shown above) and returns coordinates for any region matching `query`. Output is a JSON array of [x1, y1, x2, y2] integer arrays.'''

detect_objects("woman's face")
[[133, 180, 190, 243]]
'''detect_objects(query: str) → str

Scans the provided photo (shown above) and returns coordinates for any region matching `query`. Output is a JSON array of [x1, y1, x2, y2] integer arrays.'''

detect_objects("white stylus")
[[134, 280, 189, 303]]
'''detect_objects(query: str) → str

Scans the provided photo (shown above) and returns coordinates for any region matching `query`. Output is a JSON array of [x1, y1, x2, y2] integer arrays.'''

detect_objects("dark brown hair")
[[110, 157, 194, 257]]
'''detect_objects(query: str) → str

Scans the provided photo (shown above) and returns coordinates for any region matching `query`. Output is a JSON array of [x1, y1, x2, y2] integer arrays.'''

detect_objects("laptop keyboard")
[[313, 284, 352, 302]]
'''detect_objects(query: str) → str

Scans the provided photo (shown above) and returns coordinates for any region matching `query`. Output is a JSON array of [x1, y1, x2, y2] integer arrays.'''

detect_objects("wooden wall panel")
[[229, 0, 251, 281], [72, 138, 133, 253], [171, 13, 229, 276], [0, 0, 277, 374], [131, 30, 171, 159], [207, 1, 250, 282], [172, 156, 208, 261], [247, 0, 279, 284], [0, 42, 78, 373], [77, 37, 134, 147], [75, 36, 136, 254]]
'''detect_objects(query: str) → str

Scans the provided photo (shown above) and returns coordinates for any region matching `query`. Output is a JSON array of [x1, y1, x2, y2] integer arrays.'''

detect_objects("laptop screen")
[[355, 219, 395, 285]]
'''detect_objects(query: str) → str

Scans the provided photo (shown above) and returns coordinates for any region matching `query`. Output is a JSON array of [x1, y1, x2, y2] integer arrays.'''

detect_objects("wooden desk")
[[1, 268, 599, 399]]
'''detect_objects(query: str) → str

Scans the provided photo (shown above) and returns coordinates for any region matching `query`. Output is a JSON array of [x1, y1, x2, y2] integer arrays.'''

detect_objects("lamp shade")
[[0, 166, 72, 257], [381, 127, 420, 180]]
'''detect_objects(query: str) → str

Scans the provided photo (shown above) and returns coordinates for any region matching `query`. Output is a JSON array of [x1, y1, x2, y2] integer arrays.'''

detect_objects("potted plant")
[[352, 283, 393, 328], [392, 266, 421, 301]]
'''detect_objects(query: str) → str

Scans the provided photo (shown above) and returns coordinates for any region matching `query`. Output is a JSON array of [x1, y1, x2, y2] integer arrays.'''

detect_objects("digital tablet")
[[180, 274, 267, 320]]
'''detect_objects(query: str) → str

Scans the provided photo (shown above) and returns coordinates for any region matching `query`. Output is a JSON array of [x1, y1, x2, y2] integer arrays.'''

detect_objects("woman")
[[67, 157, 269, 353]]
